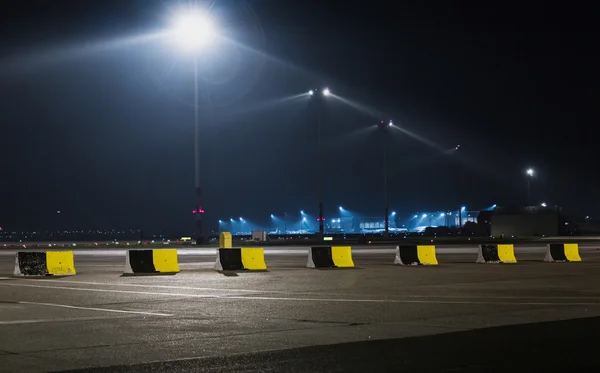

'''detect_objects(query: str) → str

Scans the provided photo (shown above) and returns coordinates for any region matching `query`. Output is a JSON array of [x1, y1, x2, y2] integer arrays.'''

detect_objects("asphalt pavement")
[[0, 244, 599, 372]]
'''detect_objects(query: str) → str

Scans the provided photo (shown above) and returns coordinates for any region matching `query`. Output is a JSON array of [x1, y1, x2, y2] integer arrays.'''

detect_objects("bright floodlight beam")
[[171, 10, 216, 51], [308, 90, 314, 96], [323, 87, 331, 96]]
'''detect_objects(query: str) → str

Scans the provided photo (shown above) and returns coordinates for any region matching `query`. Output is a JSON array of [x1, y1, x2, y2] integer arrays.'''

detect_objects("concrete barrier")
[[307, 246, 355, 268], [124, 249, 180, 274], [544, 243, 581, 262], [476, 244, 517, 263], [214, 248, 267, 271], [14, 251, 76, 276], [394, 245, 438, 265]]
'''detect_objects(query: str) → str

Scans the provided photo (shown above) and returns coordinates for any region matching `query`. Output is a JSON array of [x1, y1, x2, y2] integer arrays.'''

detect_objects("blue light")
[[422, 213, 427, 218], [302, 217, 307, 221], [413, 215, 418, 218], [391, 211, 396, 216], [218, 220, 222, 223], [440, 213, 445, 217], [230, 218, 234, 222], [239, 217, 244, 221], [270, 214, 274, 218], [461, 206, 466, 212], [300, 210, 304, 215], [339, 206, 343, 211]]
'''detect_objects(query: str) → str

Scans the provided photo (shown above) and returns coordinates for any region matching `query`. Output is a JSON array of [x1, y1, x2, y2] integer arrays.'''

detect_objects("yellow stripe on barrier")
[[497, 244, 517, 263], [331, 246, 354, 268], [46, 251, 76, 275], [152, 249, 180, 273], [564, 243, 582, 262], [241, 248, 267, 270], [416, 245, 438, 265]]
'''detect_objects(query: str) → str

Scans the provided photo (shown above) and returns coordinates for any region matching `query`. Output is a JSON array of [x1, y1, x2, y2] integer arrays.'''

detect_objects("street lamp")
[[170, 9, 217, 244], [309, 87, 331, 237], [526, 168, 534, 205]]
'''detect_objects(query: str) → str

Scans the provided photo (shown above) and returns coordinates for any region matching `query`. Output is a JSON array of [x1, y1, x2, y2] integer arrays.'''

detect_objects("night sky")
[[1, 1, 598, 233]]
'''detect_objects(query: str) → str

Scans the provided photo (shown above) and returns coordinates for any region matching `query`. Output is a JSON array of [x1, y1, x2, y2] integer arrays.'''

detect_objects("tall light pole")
[[170, 10, 216, 244], [526, 168, 534, 206], [309, 87, 330, 237], [377, 120, 393, 237]]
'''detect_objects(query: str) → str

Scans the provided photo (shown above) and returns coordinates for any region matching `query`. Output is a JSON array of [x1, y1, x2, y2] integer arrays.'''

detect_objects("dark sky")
[[0, 0, 598, 233]]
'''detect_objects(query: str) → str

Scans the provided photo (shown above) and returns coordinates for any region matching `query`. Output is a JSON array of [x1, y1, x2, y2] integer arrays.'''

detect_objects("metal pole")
[[194, 57, 203, 244], [458, 207, 462, 228], [317, 106, 324, 236], [527, 178, 531, 206], [383, 134, 389, 238]]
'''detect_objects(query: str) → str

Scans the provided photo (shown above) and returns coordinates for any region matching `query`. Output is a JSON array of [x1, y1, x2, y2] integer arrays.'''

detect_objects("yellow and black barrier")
[[476, 244, 517, 263], [124, 249, 180, 274], [219, 232, 232, 248], [394, 245, 438, 265], [14, 251, 76, 276], [306, 246, 354, 268], [214, 248, 267, 271], [544, 243, 581, 262]]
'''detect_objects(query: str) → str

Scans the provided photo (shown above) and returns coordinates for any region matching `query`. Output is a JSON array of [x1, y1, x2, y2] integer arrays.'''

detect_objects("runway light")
[[323, 87, 331, 96]]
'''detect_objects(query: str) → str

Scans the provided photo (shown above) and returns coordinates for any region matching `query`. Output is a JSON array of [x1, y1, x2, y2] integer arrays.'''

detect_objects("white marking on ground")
[[0, 316, 131, 325], [2, 282, 600, 307], [18, 301, 173, 317], [16, 278, 289, 293]]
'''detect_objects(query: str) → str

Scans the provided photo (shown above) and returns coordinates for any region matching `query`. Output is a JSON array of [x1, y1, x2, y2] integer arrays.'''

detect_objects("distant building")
[[491, 206, 566, 237], [358, 217, 398, 233]]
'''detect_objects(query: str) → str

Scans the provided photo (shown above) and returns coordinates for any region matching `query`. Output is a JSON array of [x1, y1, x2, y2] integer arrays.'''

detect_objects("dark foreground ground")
[[59, 316, 600, 373], [0, 244, 599, 372]]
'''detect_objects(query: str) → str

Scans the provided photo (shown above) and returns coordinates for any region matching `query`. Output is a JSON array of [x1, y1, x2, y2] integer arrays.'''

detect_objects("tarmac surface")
[[1, 244, 600, 372]]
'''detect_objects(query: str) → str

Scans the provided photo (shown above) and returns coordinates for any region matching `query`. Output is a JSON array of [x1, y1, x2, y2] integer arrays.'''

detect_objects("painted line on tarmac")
[[12, 278, 600, 300], [18, 301, 173, 317], [0, 316, 132, 325], [15, 278, 291, 294], [2, 282, 600, 307]]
